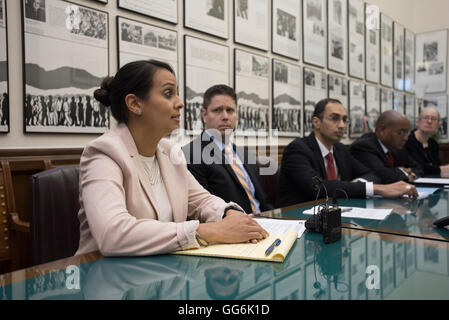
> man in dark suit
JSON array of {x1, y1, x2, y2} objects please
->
[
  {"x1": 350, "y1": 110, "x2": 424, "y2": 184},
  {"x1": 277, "y1": 99, "x2": 417, "y2": 207},
  {"x1": 182, "y1": 84, "x2": 274, "y2": 214}
]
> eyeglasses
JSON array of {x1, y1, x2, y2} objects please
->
[
  {"x1": 324, "y1": 114, "x2": 350, "y2": 125},
  {"x1": 421, "y1": 116, "x2": 439, "y2": 122}
]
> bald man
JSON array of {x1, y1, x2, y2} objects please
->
[{"x1": 350, "y1": 110, "x2": 424, "y2": 184}]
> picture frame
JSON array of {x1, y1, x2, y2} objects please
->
[
  {"x1": 347, "y1": 0, "x2": 365, "y2": 79},
  {"x1": 365, "y1": 84, "x2": 380, "y2": 132},
  {"x1": 327, "y1": 0, "x2": 347, "y2": 74},
  {"x1": 365, "y1": 3, "x2": 380, "y2": 84},
  {"x1": 404, "y1": 29, "x2": 415, "y2": 93},
  {"x1": 380, "y1": 14, "x2": 393, "y2": 87},
  {"x1": 381, "y1": 88, "x2": 393, "y2": 112},
  {"x1": 303, "y1": 67, "x2": 327, "y2": 136},
  {"x1": 91, "y1": 0, "x2": 107, "y2": 3},
  {"x1": 302, "y1": 0, "x2": 326, "y2": 68},
  {"x1": 118, "y1": 0, "x2": 178, "y2": 25},
  {"x1": 234, "y1": 0, "x2": 269, "y2": 51},
  {"x1": 184, "y1": 35, "x2": 229, "y2": 135},
  {"x1": 184, "y1": 0, "x2": 228, "y2": 39},
  {"x1": 272, "y1": 0, "x2": 300, "y2": 60},
  {"x1": 328, "y1": 74, "x2": 348, "y2": 135},
  {"x1": 415, "y1": 29, "x2": 448, "y2": 94},
  {"x1": 393, "y1": 22, "x2": 405, "y2": 90},
  {"x1": 393, "y1": 91, "x2": 405, "y2": 114},
  {"x1": 22, "y1": 0, "x2": 110, "y2": 134},
  {"x1": 234, "y1": 49, "x2": 270, "y2": 136},
  {"x1": 117, "y1": 16, "x2": 178, "y2": 76},
  {"x1": 422, "y1": 95, "x2": 448, "y2": 139},
  {"x1": 0, "y1": 0, "x2": 9, "y2": 133},
  {"x1": 348, "y1": 80, "x2": 365, "y2": 138},
  {"x1": 405, "y1": 94, "x2": 415, "y2": 130},
  {"x1": 272, "y1": 59, "x2": 301, "y2": 137}
]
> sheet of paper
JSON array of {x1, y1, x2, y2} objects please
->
[
  {"x1": 414, "y1": 178, "x2": 449, "y2": 185},
  {"x1": 303, "y1": 206, "x2": 392, "y2": 220},
  {"x1": 255, "y1": 218, "x2": 306, "y2": 239}
]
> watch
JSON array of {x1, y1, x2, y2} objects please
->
[
  {"x1": 195, "y1": 232, "x2": 208, "y2": 247},
  {"x1": 223, "y1": 205, "x2": 245, "y2": 218}
]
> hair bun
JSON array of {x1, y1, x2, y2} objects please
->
[{"x1": 94, "y1": 76, "x2": 114, "y2": 106}]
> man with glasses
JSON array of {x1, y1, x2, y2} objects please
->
[
  {"x1": 277, "y1": 99, "x2": 417, "y2": 207},
  {"x1": 351, "y1": 110, "x2": 423, "y2": 183},
  {"x1": 405, "y1": 107, "x2": 449, "y2": 176}
]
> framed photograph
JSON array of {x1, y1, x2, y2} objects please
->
[
  {"x1": 348, "y1": 0, "x2": 365, "y2": 79},
  {"x1": 404, "y1": 29, "x2": 415, "y2": 92},
  {"x1": 349, "y1": 80, "x2": 365, "y2": 138},
  {"x1": 365, "y1": 85, "x2": 380, "y2": 131},
  {"x1": 92, "y1": 0, "x2": 107, "y2": 3},
  {"x1": 416, "y1": 241, "x2": 448, "y2": 275},
  {"x1": 381, "y1": 88, "x2": 393, "y2": 112},
  {"x1": 22, "y1": 0, "x2": 109, "y2": 133},
  {"x1": 234, "y1": 49, "x2": 269, "y2": 136},
  {"x1": 393, "y1": 91, "x2": 405, "y2": 114},
  {"x1": 117, "y1": 16, "x2": 178, "y2": 76},
  {"x1": 118, "y1": 0, "x2": 178, "y2": 24},
  {"x1": 328, "y1": 74, "x2": 348, "y2": 135},
  {"x1": 184, "y1": 36, "x2": 229, "y2": 135},
  {"x1": 272, "y1": 0, "x2": 300, "y2": 60},
  {"x1": 184, "y1": 0, "x2": 228, "y2": 39},
  {"x1": 365, "y1": 3, "x2": 379, "y2": 83},
  {"x1": 415, "y1": 29, "x2": 448, "y2": 93},
  {"x1": 272, "y1": 59, "x2": 301, "y2": 137},
  {"x1": 422, "y1": 95, "x2": 448, "y2": 138},
  {"x1": 302, "y1": 0, "x2": 326, "y2": 67},
  {"x1": 234, "y1": 0, "x2": 269, "y2": 51},
  {"x1": 394, "y1": 22, "x2": 405, "y2": 90},
  {"x1": 0, "y1": 0, "x2": 9, "y2": 133},
  {"x1": 380, "y1": 14, "x2": 393, "y2": 87},
  {"x1": 327, "y1": 0, "x2": 347, "y2": 74},
  {"x1": 405, "y1": 94, "x2": 415, "y2": 130},
  {"x1": 303, "y1": 67, "x2": 327, "y2": 136}
]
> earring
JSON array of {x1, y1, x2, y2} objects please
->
[{"x1": 136, "y1": 109, "x2": 142, "y2": 116}]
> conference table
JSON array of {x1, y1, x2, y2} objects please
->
[{"x1": 0, "y1": 190, "x2": 448, "y2": 300}]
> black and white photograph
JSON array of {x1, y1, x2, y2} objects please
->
[
  {"x1": 365, "y1": 6, "x2": 380, "y2": 84},
  {"x1": 303, "y1": 68, "x2": 327, "y2": 136},
  {"x1": 235, "y1": 49, "x2": 269, "y2": 136},
  {"x1": 404, "y1": 29, "x2": 415, "y2": 92},
  {"x1": 117, "y1": 17, "x2": 178, "y2": 75},
  {"x1": 393, "y1": 91, "x2": 405, "y2": 115},
  {"x1": 22, "y1": 0, "x2": 109, "y2": 133},
  {"x1": 380, "y1": 14, "x2": 394, "y2": 87},
  {"x1": 394, "y1": 22, "x2": 405, "y2": 90},
  {"x1": 349, "y1": 81, "x2": 365, "y2": 138},
  {"x1": 272, "y1": 60, "x2": 301, "y2": 137},
  {"x1": 381, "y1": 88, "x2": 393, "y2": 111},
  {"x1": 184, "y1": 36, "x2": 229, "y2": 134},
  {"x1": 405, "y1": 94, "x2": 415, "y2": 131},
  {"x1": 24, "y1": 0, "x2": 46, "y2": 23},
  {"x1": 415, "y1": 29, "x2": 448, "y2": 93},
  {"x1": 0, "y1": 0, "x2": 8, "y2": 132},
  {"x1": 328, "y1": 0, "x2": 347, "y2": 74},
  {"x1": 417, "y1": 237, "x2": 448, "y2": 275},
  {"x1": 366, "y1": 85, "x2": 380, "y2": 132},
  {"x1": 234, "y1": 0, "x2": 268, "y2": 51},
  {"x1": 422, "y1": 95, "x2": 448, "y2": 138},
  {"x1": 302, "y1": 0, "x2": 326, "y2": 67},
  {"x1": 118, "y1": 0, "x2": 178, "y2": 24},
  {"x1": 348, "y1": 0, "x2": 365, "y2": 79},
  {"x1": 328, "y1": 74, "x2": 348, "y2": 135},
  {"x1": 184, "y1": 0, "x2": 228, "y2": 39},
  {"x1": 272, "y1": 0, "x2": 300, "y2": 60}
]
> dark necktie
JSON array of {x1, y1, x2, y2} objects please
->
[
  {"x1": 325, "y1": 153, "x2": 337, "y2": 181},
  {"x1": 386, "y1": 151, "x2": 395, "y2": 168}
]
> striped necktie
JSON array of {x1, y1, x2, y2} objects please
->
[{"x1": 224, "y1": 145, "x2": 257, "y2": 213}]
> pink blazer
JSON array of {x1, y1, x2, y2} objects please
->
[{"x1": 75, "y1": 124, "x2": 232, "y2": 256}]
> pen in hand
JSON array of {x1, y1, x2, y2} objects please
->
[{"x1": 265, "y1": 238, "x2": 281, "y2": 256}]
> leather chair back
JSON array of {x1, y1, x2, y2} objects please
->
[{"x1": 30, "y1": 165, "x2": 80, "y2": 265}]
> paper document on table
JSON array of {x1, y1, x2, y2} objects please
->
[
  {"x1": 255, "y1": 218, "x2": 306, "y2": 239},
  {"x1": 414, "y1": 187, "x2": 440, "y2": 199},
  {"x1": 303, "y1": 206, "x2": 392, "y2": 220},
  {"x1": 414, "y1": 178, "x2": 449, "y2": 185}
]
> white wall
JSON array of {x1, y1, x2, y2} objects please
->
[{"x1": 0, "y1": 0, "x2": 447, "y2": 149}]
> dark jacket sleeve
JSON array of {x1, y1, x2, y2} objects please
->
[{"x1": 405, "y1": 135, "x2": 441, "y2": 175}]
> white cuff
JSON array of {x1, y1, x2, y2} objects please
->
[
  {"x1": 182, "y1": 220, "x2": 200, "y2": 250},
  {"x1": 365, "y1": 182, "x2": 374, "y2": 197}
]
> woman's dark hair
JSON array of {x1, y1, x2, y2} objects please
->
[{"x1": 94, "y1": 59, "x2": 175, "y2": 124}]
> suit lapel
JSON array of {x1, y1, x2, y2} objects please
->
[{"x1": 305, "y1": 134, "x2": 327, "y2": 178}]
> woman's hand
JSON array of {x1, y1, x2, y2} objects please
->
[{"x1": 197, "y1": 211, "x2": 269, "y2": 244}]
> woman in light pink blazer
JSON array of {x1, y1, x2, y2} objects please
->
[{"x1": 76, "y1": 60, "x2": 268, "y2": 257}]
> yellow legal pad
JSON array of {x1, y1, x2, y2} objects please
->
[{"x1": 172, "y1": 229, "x2": 298, "y2": 263}]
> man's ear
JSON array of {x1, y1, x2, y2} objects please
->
[
  {"x1": 201, "y1": 108, "x2": 207, "y2": 125},
  {"x1": 312, "y1": 116, "x2": 320, "y2": 130}
]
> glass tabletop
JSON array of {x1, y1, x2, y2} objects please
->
[{"x1": 1, "y1": 229, "x2": 448, "y2": 300}]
